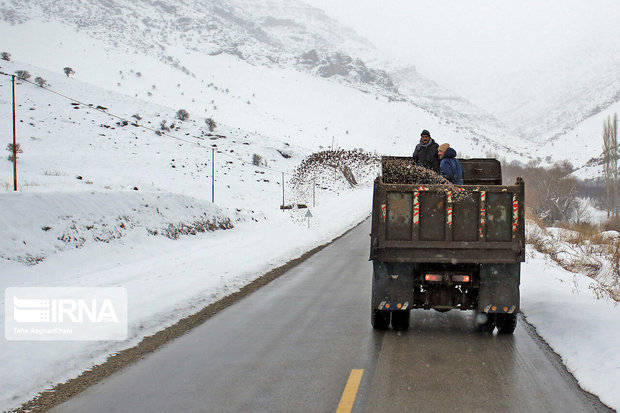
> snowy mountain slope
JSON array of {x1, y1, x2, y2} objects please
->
[
  {"x1": 0, "y1": 0, "x2": 388, "y2": 94},
  {"x1": 389, "y1": 65, "x2": 516, "y2": 149},
  {"x1": 0, "y1": 3, "x2": 618, "y2": 411},
  {"x1": 0, "y1": 0, "x2": 534, "y2": 161},
  {"x1": 541, "y1": 99, "x2": 620, "y2": 180},
  {"x1": 304, "y1": 0, "x2": 620, "y2": 167},
  {"x1": 498, "y1": 50, "x2": 620, "y2": 144}
]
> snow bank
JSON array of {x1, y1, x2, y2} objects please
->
[
  {"x1": 0, "y1": 184, "x2": 372, "y2": 410},
  {"x1": 521, "y1": 251, "x2": 620, "y2": 410},
  {"x1": 0, "y1": 191, "x2": 231, "y2": 265}
]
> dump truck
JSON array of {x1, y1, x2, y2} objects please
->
[{"x1": 370, "y1": 156, "x2": 525, "y2": 333}]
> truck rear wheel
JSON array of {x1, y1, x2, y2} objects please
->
[
  {"x1": 496, "y1": 314, "x2": 518, "y2": 334},
  {"x1": 391, "y1": 310, "x2": 410, "y2": 331},
  {"x1": 371, "y1": 309, "x2": 390, "y2": 330}
]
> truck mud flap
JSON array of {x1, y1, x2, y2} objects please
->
[
  {"x1": 372, "y1": 261, "x2": 414, "y2": 310},
  {"x1": 478, "y1": 263, "x2": 520, "y2": 313}
]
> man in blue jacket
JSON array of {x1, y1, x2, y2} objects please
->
[{"x1": 438, "y1": 143, "x2": 463, "y2": 185}]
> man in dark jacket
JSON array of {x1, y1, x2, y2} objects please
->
[
  {"x1": 413, "y1": 130, "x2": 440, "y2": 173},
  {"x1": 438, "y1": 143, "x2": 464, "y2": 185}
]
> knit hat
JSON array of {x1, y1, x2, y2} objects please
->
[
  {"x1": 438, "y1": 143, "x2": 450, "y2": 152},
  {"x1": 421, "y1": 129, "x2": 431, "y2": 137}
]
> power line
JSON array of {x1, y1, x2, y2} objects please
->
[
  {"x1": 0, "y1": 70, "x2": 286, "y2": 175},
  {"x1": 0, "y1": 70, "x2": 204, "y2": 147}
]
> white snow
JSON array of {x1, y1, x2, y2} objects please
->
[
  {"x1": 2, "y1": 189, "x2": 619, "y2": 411},
  {"x1": 521, "y1": 250, "x2": 620, "y2": 410},
  {"x1": 0, "y1": 187, "x2": 373, "y2": 409},
  {"x1": 0, "y1": 2, "x2": 619, "y2": 411}
]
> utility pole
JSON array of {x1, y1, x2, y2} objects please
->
[
  {"x1": 313, "y1": 176, "x2": 316, "y2": 207},
  {"x1": 12, "y1": 74, "x2": 17, "y2": 191}
]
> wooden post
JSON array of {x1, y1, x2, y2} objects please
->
[
  {"x1": 211, "y1": 148, "x2": 214, "y2": 203},
  {"x1": 282, "y1": 172, "x2": 285, "y2": 209}
]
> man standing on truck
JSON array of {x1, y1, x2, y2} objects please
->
[
  {"x1": 413, "y1": 130, "x2": 440, "y2": 173},
  {"x1": 438, "y1": 143, "x2": 464, "y2": 185}
]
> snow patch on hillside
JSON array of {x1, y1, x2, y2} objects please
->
[{"x1": 0, "y1": 192, "x2": 233, "y2": 265}]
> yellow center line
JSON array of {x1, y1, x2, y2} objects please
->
[{"x1": 336, "y1": 369, "x2": 364, "y2": 413}]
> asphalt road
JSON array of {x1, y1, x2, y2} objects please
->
[{"x1": 50, "y1": 220, "x2": 611, "y2": 413}]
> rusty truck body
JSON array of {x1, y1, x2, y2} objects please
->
[{"x1": 370, "y1": 156, "x2": 525, "y2": 333}]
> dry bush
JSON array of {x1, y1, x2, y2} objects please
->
[
  {"x1": 504, "y1": 160, "x2": 581, "y2": 224},
  {"x1": 529, "y1": 217, "x2": 620, "y2": 301},
  {"x1": 555, "y1": 221, "x2": 600, "y2": 245},
  {"x1": 252, "y1": 154, "x2": 264, "y2": 167},
  {"x1": 176, "y1": 109, "x2": 190, "y2": 121},
  {"x1": 526, "y1": 220, "x2": 553, "y2": 254},
  {"x1": 610, "y1": 239, "x2": 620, "y2": 275},
  {"x1": 525, "y1": 208, "x2": 548, "y2": 228},
  {"x1": 42, "y1": 170, "x2": 65, "y2": 176},
  {"x1": 602, "y1": 216, "x2": 620, "y2": 232}
]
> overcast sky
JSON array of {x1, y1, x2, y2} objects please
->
[{"x1": 304, "y1": 0, "x2": 620, "y2": 122}]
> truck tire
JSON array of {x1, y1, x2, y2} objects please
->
[
  {"x1": 391, "y1": 310, "x2": 410, "y2": 331},
  {"x1": 496, "y1": 314, "x2": 518, "y2": 334},
  {"x1": 371, "y1": 309, "x2": 390, "y2": 330}
]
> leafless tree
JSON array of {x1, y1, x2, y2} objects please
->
[
  {"x1": 34, "y1": 77, "x2": 48, "y2": 88},
  {"x1": 6, "y1": 143, "x2": 23, "y2": 162},
  {"x1": 571, "y1": 198, "x2": 592, "y2": 224},
  {"x1": 176, "y1": 109, "x2": 190, "y2": 121},
  {"x1": 516, "y1": 161, "x2": 580, "y2": 224},
  {"x1": 205, "y1": 117, "x2": 217, "y2": 132}
]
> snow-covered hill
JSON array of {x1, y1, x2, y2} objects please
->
[
  {"x1": 304, "y1": 0, "x2": 620, "y2": 166},
  {"x1": 0, "y1": 0, "x2": 535, "y2": 161},
  {"x1": 1, "y1": 1, "x2": 618, "y2": 411}
]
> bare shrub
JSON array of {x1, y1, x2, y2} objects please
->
[
  {"x1": 34, "y1": 76, "x2": 48, "y2": 88},
  {"x1": 610, "y1": 239, "x2": 620, "y2": 278},
  {"x1": 252, "y1": 154, "x2": 264, "y2": 166},
  {"x1": 6, "y1": 143, "x2": 23, "y2": 162},
  {"x1": 14, "y1": 70, "x2": 31, "y2": 80},
  {"x1": 602, "y1": 216, "x2": 620, "y2": 232},
  {"x1": 42, "y1": 170, "x2": 65, "y2": 176},
  {"x1": 160, "y1": 218, "x2": 233, "y2": 239},
  {"x1": 205, "y1": 117, "x2": 217, "y2": 132},
  {"x1": 63, "y1": 67, "x2": 75, "y2": 77},
  {"x1": 528, "y1": 217, "x2": 620, "y2": 301},
  {"x1": 504, "y1": 160, "x2": 580, "y2": 224},
  {"x1": 555, "y1": 221, "x2": 600, "y2": 244},
  {"x1": 1, "y1": 52, "x2": 10, "y2": 61},
  {"x1": 176, "y1": 109, "x2": 190, "y2": 121},
  {"x1": 525, "y1": 221, "x2": 554, "y2": 255}
]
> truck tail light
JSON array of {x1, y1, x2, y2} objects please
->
[
  {"x1": 452, "y1": 275, "x2": 471, "y2": 283},
  {"x1": 425, "y1": 274, "x2": 442, "y2": 282}
]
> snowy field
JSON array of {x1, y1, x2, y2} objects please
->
[
  {"x1": 0, "y1": 186, "x2": 375, "y2": 410},
  {"x1": 521, "y1": 250, "x2": 620, "y2": 411},
  {"x1": 0, "y1": 7, "x2": 618, "y2": 411},
  {"x1": 1, "y1": 189, "x2": 619, "y2": 410}
]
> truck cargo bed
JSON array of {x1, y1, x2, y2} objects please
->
[{"x1": 370, "y1": 158, "x2": 525, "y2": 264}]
